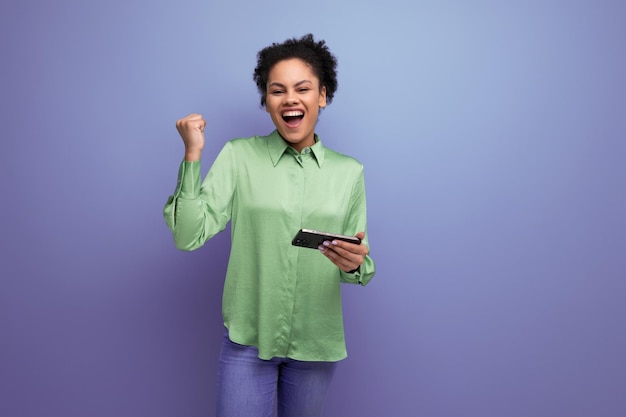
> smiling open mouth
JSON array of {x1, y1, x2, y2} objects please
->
[{"x1": 282, "y1": 110, "x2": 304, "y2": 125}]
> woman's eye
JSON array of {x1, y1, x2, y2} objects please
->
[
  {"x1": 271, "y1": 90, "x2": 283, "y2": 95},
  {"x1": 298, "y1": 88, "x2": 310, "y2": 93}
]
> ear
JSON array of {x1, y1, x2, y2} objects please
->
[{"x1": 318, "y1": 86, "x2": 327, "y2": 108}]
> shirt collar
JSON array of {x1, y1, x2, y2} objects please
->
[{"x1": 266, "y1": 130, "x2": 325, "y2": 168}]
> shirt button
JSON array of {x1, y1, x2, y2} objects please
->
[{"x1": 303, "y1": 148, "x2": 311, "y2": 154}]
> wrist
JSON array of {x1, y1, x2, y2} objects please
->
[
  {"x1": 346, "y1": 266, "x2": 360, "y2": 274},
  {"x1": 184, "y1": 149, "x2": 202, "y2": 161}
]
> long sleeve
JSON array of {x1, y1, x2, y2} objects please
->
[
  {"x1": 163, "y1": 142, "x2": 237, "y2": 251},
  {"x1": 339, "y1": 165, "x2": 376, "y2": 286}
]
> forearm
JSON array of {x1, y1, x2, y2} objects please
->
[
  {"x1": 167, "y1": 198, "x2": 211, "y2": 251},
  {"x1": 339, "y1": 167, "x2": 376, "y2": 285},
  {"x1": 163, "y1": 159, "x2": 231, "y2": 251}
]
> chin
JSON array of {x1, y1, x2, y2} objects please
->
[{"x1": 277, "y1": 129, "x2": 300, "y2": 142}]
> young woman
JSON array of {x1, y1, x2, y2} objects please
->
[{"x1": 164, "y1": 34, "x2": 376, "y2": 417}]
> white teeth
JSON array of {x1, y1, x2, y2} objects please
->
[{"x1": 282, "y1": 111, "x2": 304, "y2": 117}]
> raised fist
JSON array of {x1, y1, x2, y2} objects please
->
[{"x1": 176, "y1": 113, "x2": 207, "y2": 161}]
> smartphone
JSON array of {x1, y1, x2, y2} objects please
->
[{"x1": 292, "y1": 229, "x2": 361, "y2": 249}]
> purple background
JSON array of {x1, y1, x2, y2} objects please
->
[{"x1": 1, "y1": 1, "x2": 625, "y2": 416}]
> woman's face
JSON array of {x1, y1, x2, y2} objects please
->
[{"x1": 265, "y1": 58, "x2": 327, "y2": 153}]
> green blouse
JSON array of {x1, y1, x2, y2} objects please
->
[{"x1": 163, "y1": 130, "x2": 375, "y2": 361}]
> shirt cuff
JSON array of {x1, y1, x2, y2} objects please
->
[
  {"x1": 176, "y1": 160, "x2": 202, "y2": 199},
  {"x1": 340, "y1": 255, "x2": 375, "y2": 286}
]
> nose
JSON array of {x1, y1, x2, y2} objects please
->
[{"x1": 283, "y1": 90, "x2": 298, "y2": 105}]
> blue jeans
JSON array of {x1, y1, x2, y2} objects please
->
[{"x1": 216, "y1": 332, "x2": 338, "y2": 417}]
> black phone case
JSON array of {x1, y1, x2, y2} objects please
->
[{"x1": 291, "y1": 229, "x2": 361, "y2": 249}]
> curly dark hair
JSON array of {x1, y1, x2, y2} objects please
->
[{"x1": 253, "y1": 34, "x2": 338, "y2": 107}]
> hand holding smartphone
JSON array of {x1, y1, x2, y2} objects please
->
[{"x1": 291, "y1": 229, "x2": 361, "y2": 249}]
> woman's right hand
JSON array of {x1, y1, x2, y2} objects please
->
[{"x1": 176, "y1": 113, "x2": 207, "y2": 161}]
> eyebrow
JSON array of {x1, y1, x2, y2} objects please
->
[{"x1": 268, "y1": 80, "x2": 313, "y2": 89}]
